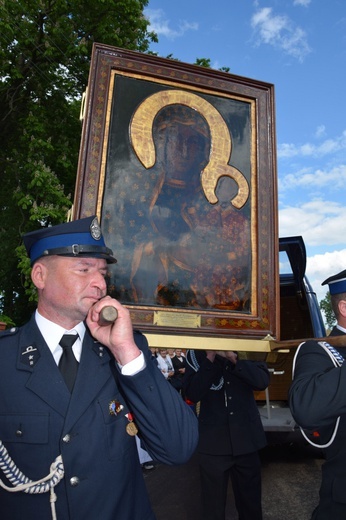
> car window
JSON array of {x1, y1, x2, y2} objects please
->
[{"x1": 279, "y1": 251, "x2": 293, "y2": 276}]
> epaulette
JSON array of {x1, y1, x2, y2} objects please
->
[{"x1": 0, "y1": 327, "x2": 19, "y2": 339}]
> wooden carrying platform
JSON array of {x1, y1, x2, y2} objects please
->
[{"x1": 145, "y1": 333, "x2": 346, "y2": 352}]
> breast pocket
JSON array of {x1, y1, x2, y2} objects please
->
[
  {"x1": 0, "y1": 413, "x2": 51, "y2": 481},
  {"x1": 98, "y1": 395, "x2": 134, "y2": 461},
  {"x1": 0, "y1": 413, "x2": 49, "y2": 443}
]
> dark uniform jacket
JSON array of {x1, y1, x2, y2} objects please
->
[
  {"x1": 172, "y1": 354, "x2": 187, "y2": 379},
  {"x1": 183, "y1": 350, "x2": 269, "y2": 456},
  {"x1": 289, "y1": 327, "x2": 346, "y2": 519},
  {"x1": 0, "y1": 315, "x2": 198, "y2": 520},
  {"x1": 170, "y1": 354, "x2": 188, "y2": 391}
]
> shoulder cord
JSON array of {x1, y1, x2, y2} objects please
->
[
  {"x1": 292, "y1": 341, "x2": 344, "y2": 448},
  {"x1": 0, "y1": 440, "x2": 64, "y2": 520},
  {"x1": 186, "y1": 350, "x2": 224, "y2": 390}
]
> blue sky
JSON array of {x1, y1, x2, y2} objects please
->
[{"x1": 144, "y1": 0, "x2": 346, "y2": 304}]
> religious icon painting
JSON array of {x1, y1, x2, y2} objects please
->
[{"x1": 74, "y1": 44, "x2": 279, "y2": 342}]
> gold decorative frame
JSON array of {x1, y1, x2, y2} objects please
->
[{"x1": 74, "y1": 44, "x2": 279, "y2": 341}]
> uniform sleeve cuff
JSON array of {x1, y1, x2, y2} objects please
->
[{"x1": 119, "y1": 352, "x2": 146, "y2": 375}]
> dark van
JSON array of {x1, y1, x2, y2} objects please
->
[{"x1": 256, "y1": 236, "x2": 326, "y2": 431}]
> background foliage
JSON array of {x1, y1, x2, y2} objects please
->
[
  {"x1": 319, "y1": 291, "x2": 336, "y2": 331},
  {"x1": 0, "y1": 0, "x2": 331, "y2": 328},
  {"x1": 0, "y1": 0, "x2": 156, "y2": 325}
]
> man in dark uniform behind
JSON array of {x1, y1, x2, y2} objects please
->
[
  {"x1": 0, "y1": 216, "x2": 198, "y2": 520},
  {"x1": 289, "y1": 269, "x2": 346, "y2": 519},
  {"x1": 183, "y1": 349, "x2": 269, "y2": 520}
]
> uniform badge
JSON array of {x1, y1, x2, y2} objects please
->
[
  {"x1": 93, "y1": 342, "x2": 109, "y2": 359},
  {"x1": 109, "y1": 399, "x2": 124, "y2": 416},
  {"x1": 20, "y1": 344, "x2": 40, "y2": 367}
]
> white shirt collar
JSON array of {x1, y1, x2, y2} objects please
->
[
  {"x1": 336, "y1": 324, "x2": 346, "y2": 334},
  {"x1": 35, "y1": 310, "x2": 86, "y2": 364}
]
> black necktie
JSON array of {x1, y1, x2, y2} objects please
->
[{"x1": 59, "y1": 334, "x2": 79, "y2": 392}]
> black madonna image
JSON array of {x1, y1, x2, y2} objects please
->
[{"x1": 102, "y1": 81, "x2": 253, "y2": 315}]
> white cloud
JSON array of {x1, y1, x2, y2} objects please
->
[
  {"x1": 279, "y1": 201, "x2": 346, "y2": 304},
  {"x1": 251, "y1": 8, "x2": 287, "y2": 42},
  {"x1": 251, "y1": 7, "x2": 311, "y2": 62},
  {"x1": 278, "y1": 130, "x2": 346, "y2": 158},
  {"x1": 279, "y1": 164, "x2": 346, "y2": 191},
  {"x1": 144, "y1": 8, "x2": 198, "y2": 40},
  {"x1": 279, "y1": 200, "x2": 346, "y2": 246},
  {"x1": 315, "y1": 125, "x2": 326, "y2": 139},
  {"x1": 307, "y1": 249, "x2": 346, "y2": 304},
  {"x1": 293, "y1": 0, "x2": 311, "y2": 6}
]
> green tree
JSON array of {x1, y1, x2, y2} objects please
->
[
  {"x1": 194, "y1": 58, "x2": 229, "y2": 72},
  {"x1": 0, "y1": 0, "x2": 157, "y2": 325},
  {"x1": 320, "y1": 291, "x2": 336, "y2": 331},
  {"x1": 163, "y1": 54, "x2": 230, "y2": 73}
]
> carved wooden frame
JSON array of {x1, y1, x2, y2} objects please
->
[{"x1": 74, "y1": 44, "x2": 279, "y2": 340}]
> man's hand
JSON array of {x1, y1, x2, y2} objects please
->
[
  {"x1": 86, "y1": 296, "x2": 141, "y2": 366},
  {"x1": 206, "y1": 350, "x2": 216, "y2": 363},
  {"x1": 215, "y1": 350, "x2": 238, "y2": 364}
]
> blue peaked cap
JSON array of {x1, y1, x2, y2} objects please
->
[
  {"x1": 322, "y1": 269, "x2": 346, "y2": 296},
  {"x1": 23, "y1": 216, "x2": 117, "y2": 265}
]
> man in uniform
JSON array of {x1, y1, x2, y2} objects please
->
[
  {"x1": 183, "y1": 349, "x2": 269, "y2": 520},
  {"x1": 289, "y1": 269, "x2": 346, "y2": 519},
  {"x1": 0, "y1": 216, "x2": 198, "y2": 520}
]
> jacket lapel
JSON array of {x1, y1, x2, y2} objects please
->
[
  {"x1": 16, "y1": 317, "x2": 115, "y2": 425},
  {"x1": 17, "y1": 316, "x2": 71, "y2": 416},
  {"x1": 62, "y1": 332, "x2": 114, "y2": 431}
]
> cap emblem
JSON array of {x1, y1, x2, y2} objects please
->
[{"x1": 90, "y1": 217, "x2": 102, "y2": 241}]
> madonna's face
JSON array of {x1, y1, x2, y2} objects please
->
[{"x1": 163, "y1": 122, "x2": 209, "y2": 181}]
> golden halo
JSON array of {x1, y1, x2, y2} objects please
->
[{"x1": 130, "y1": 89, "x2": 249, "y2": 208}]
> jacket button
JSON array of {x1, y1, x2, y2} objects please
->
[
  {"x1": 63, "y1": 434, "x2": 71, "y2": 443},
  {"x1": 16, "y1": 430, "x2": 23, "y2": 437},
  {"x1": 70, "y1": 476, "x2": 80, "y2": 487}
]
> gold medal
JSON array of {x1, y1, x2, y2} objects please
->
[{"x1": 126, "y1": 421, "x2": 138, "y2": 436}]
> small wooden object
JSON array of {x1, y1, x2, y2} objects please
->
[{"x1": 98, "y1": 306, "x2": 118, "y2": 326}]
